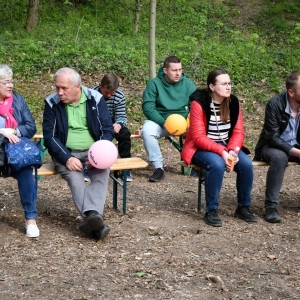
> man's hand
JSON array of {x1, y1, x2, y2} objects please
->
[
  {"x1": 290, "y1": 147, "x2": 300, "y2": 159},
  {"x1": 113, "y1": 123, "x2": 122, "y2": 134},
  {"x1": 66, "y1": 157, "x2": 83, "y2": 171}
]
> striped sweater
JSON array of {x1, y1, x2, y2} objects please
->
[{"x1": 91, "y1": 86, "x2": 127, "y2": 127}]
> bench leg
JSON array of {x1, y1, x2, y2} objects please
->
[
  {"x1": 122, "y1": 171, "x2": 127, "y2": 214},
  {"x1": 112, "y1": 171, "x2": 119, "y2": 210},
  {"x1": 197, "y1": 171, "x2": 201, "y2": 211},
  {"x1": 197, "y1": 169, "x2": 206, "y2": 212},
  {"x1": 110, "y1": 170, "x2": 128, "y2": 214}
]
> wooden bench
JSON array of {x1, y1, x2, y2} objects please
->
[
  {"x1": 32, "y1": 134, "x2": 148, "y2": 214},
  {"x1": 34, "y1": 158, "x2": 148, "y2": 214},
  {"x1": 179, "y1": 160, "x2": 300, "y2": 212}
]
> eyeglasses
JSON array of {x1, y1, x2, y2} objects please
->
[
  {"x1": 0, "y1": 80, "x2": 15, "y2": 86},
  {"x1": 214, "y1": 82, "x2": 234, "y2": 87}
]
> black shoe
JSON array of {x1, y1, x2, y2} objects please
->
[
  {"x1": 265, "y1": 208, "x2": 281, "y2": 223},
  {"x1": 234, "y1": 206, "x2": 257, "y2": 222},
  {"x1": 93, "y1": 224, "x2": 111, "y2": 241},
  {"x1": 204, "y1": 210, "x2": 222, "y2": 227},
  {"x1": 79, "y1": 212, "x2": 104, "y2": 234},
  {"x1": 190, "y1": 168, "x2": 199, "y2": 177},
  {"x1": 149, "y1": 168, "x2": 165, "y2": 182}
]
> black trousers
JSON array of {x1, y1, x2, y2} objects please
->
[{"x1": 115, "y1": 126, "x2": 131, "y2": 158}]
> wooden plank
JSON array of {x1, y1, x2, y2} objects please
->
[
  {"x1": 33, "y1": 134, "x2": 142, "y2": 140},
  {"x1": 110, "y1": 157, "x2": 148, "y2": 171},
  {"x1": 35, "y1": 158, "x2": 149, "y2": 177},
  {"x1": 130, "y1": 134, "x2": 142, "y2": 139},
  {"x1": 35, "y1": 163, "x2": 57, "y2": 176}
]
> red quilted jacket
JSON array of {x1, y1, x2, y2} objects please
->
[{"x1": 181, "y1": 89, "x2": 248, "y2": 165}]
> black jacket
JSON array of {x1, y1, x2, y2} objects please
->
[
  {"x1": 42, "y1": 86, "x2": 114, "y2": 165},
  {"x1": 254, "y1": 92, "x2": 299, "y2": 160}
]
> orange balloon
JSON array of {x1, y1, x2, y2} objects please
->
[
  {"x1": 165, "y1": 114, "x2": 187, "y2": 136},
  {"x1": 186, "y1": 113, "x2": 190, "y2": 130}
]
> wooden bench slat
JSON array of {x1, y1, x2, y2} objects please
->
[
  {"x1": 35, "y1": 158, "x2": 149, "y2": 176},
  {"x1": 110, "y1": 157, "x2": 148, "y2": 170},
  {"x1": 35, "y1": 163, "x2": 57, "y2": 176},
  {"x1": 33, "y1": 134, "x2": 142, "y2": 141},
  {"x1": 33, "y1": 158, "x2": 149, "y2": 214}
]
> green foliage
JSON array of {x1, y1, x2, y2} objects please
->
[{"x1": 0, "y1": 0, "x2": 299, "y2": 115}]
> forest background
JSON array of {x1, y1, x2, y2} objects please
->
[{"x1": 1, "y1": 0, "x2": 300, "y2": 152}]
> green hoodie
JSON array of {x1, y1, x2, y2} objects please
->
[{"x1": 142, "y1": 67, "x2": 196, "y2": 127}]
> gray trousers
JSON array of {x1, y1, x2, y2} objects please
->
[
  {"x1": 262, "y1": 145, "x2": 299, "y2": 208},
  {"x1": 53, "y1": 150, "x2": 109, "y2": 218}
]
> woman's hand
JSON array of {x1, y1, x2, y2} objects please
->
[
  {"x1": 0, "y1": 128, "x2": 19, "y2": 143},
  {"x1": 5, "y1": 133, "x2": 19, "y2": 144},
  {"x1": 222, "y1": 150, "x2": 235, "y2": 172},
  {"x1": 228, "y1": 150, "x2": 239, "y2": 165}
]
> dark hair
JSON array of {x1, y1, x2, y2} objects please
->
[
  {"x1": 207, "y1": 68, "x2": 230, "y2": 124},
  {"x1": 207, "y1": 68, "x2": 229, "y2": 87},
  {"x1": 163, "y1": 56, "x2": 181, "y2": 68},
  {"x1": 286, "y1": 72, "x2": 300, "y2": 91},
  {"x1": 100, "y1": 73, "x2": 119, "y2": 90}
]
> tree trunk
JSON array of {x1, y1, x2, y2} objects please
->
[
  {"x1": 25, "y1": 0, "x2": 39, "y2": 31},
  {"x1": 134, "y1": 0, "x2": 142, "y2": 33},
  {"x1": 149, "y1": 0, "x2": 156, "y2": 80}
]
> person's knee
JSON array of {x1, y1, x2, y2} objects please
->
[
  {"x1": 116, "y1": 127, "x2": 131, "y2": 139},
  {"x1": 269, "y1": 151, "x2": 288, "y2": 167},
  {"x1": 142, "y1": 125, "x2": 158, "y2": 141}
]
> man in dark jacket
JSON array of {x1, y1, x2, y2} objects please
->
[
  {"x1": 43, "y1": 67, "x2": 114, "y2": 240},
  {"x1": 254, "y1": 71, "x2": 300, "y2": 223}
]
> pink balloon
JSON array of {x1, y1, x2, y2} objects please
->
[{"x1": 88, "y1": 140, "x2": 118, "y2": 169}]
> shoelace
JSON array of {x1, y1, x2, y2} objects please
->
[{"x1": 209, "y1": 210, "x2": 219, "y2": 217}]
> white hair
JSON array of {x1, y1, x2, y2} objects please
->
[
  {"x1": 0, "y1": 64, "x2": 13, "y2": 79},
  {"x1": 54, "y1": 67, "x2": 81, "y2": 86}
]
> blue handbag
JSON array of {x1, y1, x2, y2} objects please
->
[{"x1": 5, "y1": 137, "x2": 42, "y2": 171}]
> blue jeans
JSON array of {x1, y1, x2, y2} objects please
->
[
  {"x1": 11, "y1": 166, "x2": 38, "y2": 220},
  {"x1": 142, "y1": 120, "x2": 169, "y2": 168},
  {"x1": 192, "y1": 149, "x2": 253, "y2": 212}
]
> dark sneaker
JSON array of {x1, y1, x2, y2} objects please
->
[
  {"x1": 204, "y1": 210, "x2": 222, "y2": 227},
  {"x1": 234, "y1": 206, "x2": 257, "y2": 222},
  {"x1": 79, "y1": 212, "x2": 104, "y2": 234},
  {"x1": 265, "y1": 208, "x2": 281, "y2": 223},
  {"x1": 93, "y1": 224, "x2": 111, "y2": 241},
  {"x1": 83, "y1": 173, "x2": 90, "y2": 182},
  {"x1": 122, "y1": 170, "x2": 133, "y2": 182},
  {"x1": 149, "y1": 168, "x2": 165, "y2": 182},
  {"x1": 190, "y1": 168, "x2": 199, "y2": 177}
]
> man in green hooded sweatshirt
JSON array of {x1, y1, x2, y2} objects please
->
[{"x1": 142, "y1": 56, "x2": 196, "y2": 182}]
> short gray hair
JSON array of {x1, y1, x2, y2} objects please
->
[
  {"x1": 0, "y1": 64, "x2": 13, "y2": 79},
  {"x1": 54, "y1": 67, "x2": 81, "y2": 86}
]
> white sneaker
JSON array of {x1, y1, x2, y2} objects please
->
[{"x1": 25, "y1": 222, "x2": 40, "y2": 238}]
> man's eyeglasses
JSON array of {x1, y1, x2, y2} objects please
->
[
  {"x1": 214, "y1": 82, "x2": 234, "y2": 87},
  {"x1": 0, "y1": 80, "x2": 15, "y2": 86}
]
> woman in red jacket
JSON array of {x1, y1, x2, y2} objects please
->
[{"x1": 181, "y1": 68, "x2": 256, "y2": 227}]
